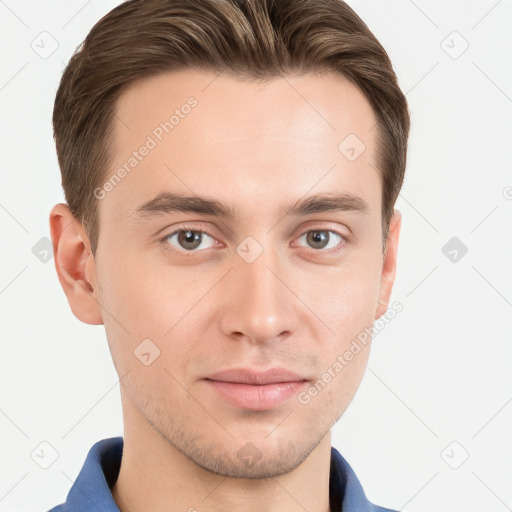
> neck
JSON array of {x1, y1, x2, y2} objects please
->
[{"x1": 111, "y1": 400, "x2": 332, "y2": 512}]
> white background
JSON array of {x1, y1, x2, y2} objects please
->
[{"x1": 0, "y1": 1, "x2": 511, "y2": 511}]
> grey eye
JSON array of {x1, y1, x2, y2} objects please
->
[
  {"x1": 167, "y1": 230, "x2": 215, "y2": 251},
  {"x1": 298, "y1": 230, "x2": 343, "y2": 250}
]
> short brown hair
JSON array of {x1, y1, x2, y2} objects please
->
[{"x1": 53, "y1": 0, "x2": 410, "y2": 256}]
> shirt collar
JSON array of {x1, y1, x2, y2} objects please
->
[{"x1": 50, "y1": 437, "x2": 392, "y2": 512}]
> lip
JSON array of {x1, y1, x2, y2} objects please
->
[{"x1": 203, "y1": 367, "x2": 310, "y2": 410}]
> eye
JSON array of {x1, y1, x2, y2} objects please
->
[
  {"x1": 296, "y1": 230, "x2": 346, "y2": 252},
  {"x1": 163, "y1": 229, "x2": 216, "y2": 252}
]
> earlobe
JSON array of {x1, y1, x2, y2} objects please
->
[
  {"x1": 49, "y1": 203, "x2": 103, "y2": 325},
  {"x1": 375, "y1": 210, "x2": 402, "y2": 319}
]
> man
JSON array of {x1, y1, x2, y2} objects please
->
[{"x1": 48, "y1": 0, "x2": 410, "y2": 510}]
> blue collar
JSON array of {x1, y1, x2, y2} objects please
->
[{"x1": 48, "y1": 437, "x2": 396, "y2": 512}]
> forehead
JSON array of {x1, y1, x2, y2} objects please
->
[
  {"x1": 114, "y1": 69, "x2": 376, "y2": 149},
  {"x1": 101, "y1": 69, "x2": 379, "y2": 224}
]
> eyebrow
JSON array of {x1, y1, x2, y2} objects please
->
[{"x1": 130, "y1": 191, "x2": 369, "y2": 222}]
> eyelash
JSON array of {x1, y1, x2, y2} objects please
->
[{"x1": 159, "y1": 223, "x2": 348, "y2": 256}]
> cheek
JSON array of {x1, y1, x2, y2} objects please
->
[
  {"x1": 296, "y1": 342, "x2": 371, "y2": 425},
  {"x1": 94, "y1": 250, "x2": 169, "y2": 370},
  {"x1": 98, "y1": 248, "x2": 180, "y2": 332},
  {"x1": 96, "y1": 253, "x2": 211, "y2": 381},
  {"x1": 307, "y1": 261, "x2": 381, "y2": 335},
  {"x1": 296, "y1": 253, "x2": 381, "y2": 391}
]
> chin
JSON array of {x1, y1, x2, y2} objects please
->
[{"x1": 189, "y1": 440, "x2": 313, "y2": 479}]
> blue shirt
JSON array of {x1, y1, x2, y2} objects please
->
[{"x1": 47, "y1": 437, "x2": 399, "y2": 512}]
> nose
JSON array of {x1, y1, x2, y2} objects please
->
[{"x1": 219, "y1": 244, "x2": 298, "y2": 345}]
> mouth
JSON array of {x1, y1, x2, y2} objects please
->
[{"x1": 203, "y1": 367, "x2": 310, "y2": 410}]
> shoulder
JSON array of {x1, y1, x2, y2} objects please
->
[
  {"x1": 44, "y1": 437, "x2": 123, "y2": 512},
  {"x1": 330, "y1": 446, "x2": 403, "y2": 512},
  {"x1": 46, "y1": 505, "x2": 65, "y2": 512}
]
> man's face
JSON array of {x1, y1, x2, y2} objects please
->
[{"x1": 88, "y1": 70, "x2": 397, "y2": 477}]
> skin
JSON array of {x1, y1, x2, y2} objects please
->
[{"x1": 49, "y1": 69, "x2": 401, "y2": 512}]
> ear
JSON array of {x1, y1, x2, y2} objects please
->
[
  {"x1": 49, "y1": 203, "x2": 103, "y2": 325},
  {"x1": 375, "y1": 210, "x2": 401, "y2": 319}
]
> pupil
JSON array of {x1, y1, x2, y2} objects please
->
[
  {"x1": 178, "y1": 230, "x2": 201, "y2": 250},
  {"x1": 309, "y1": 231, "x2": 328, "y2": 248}
]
